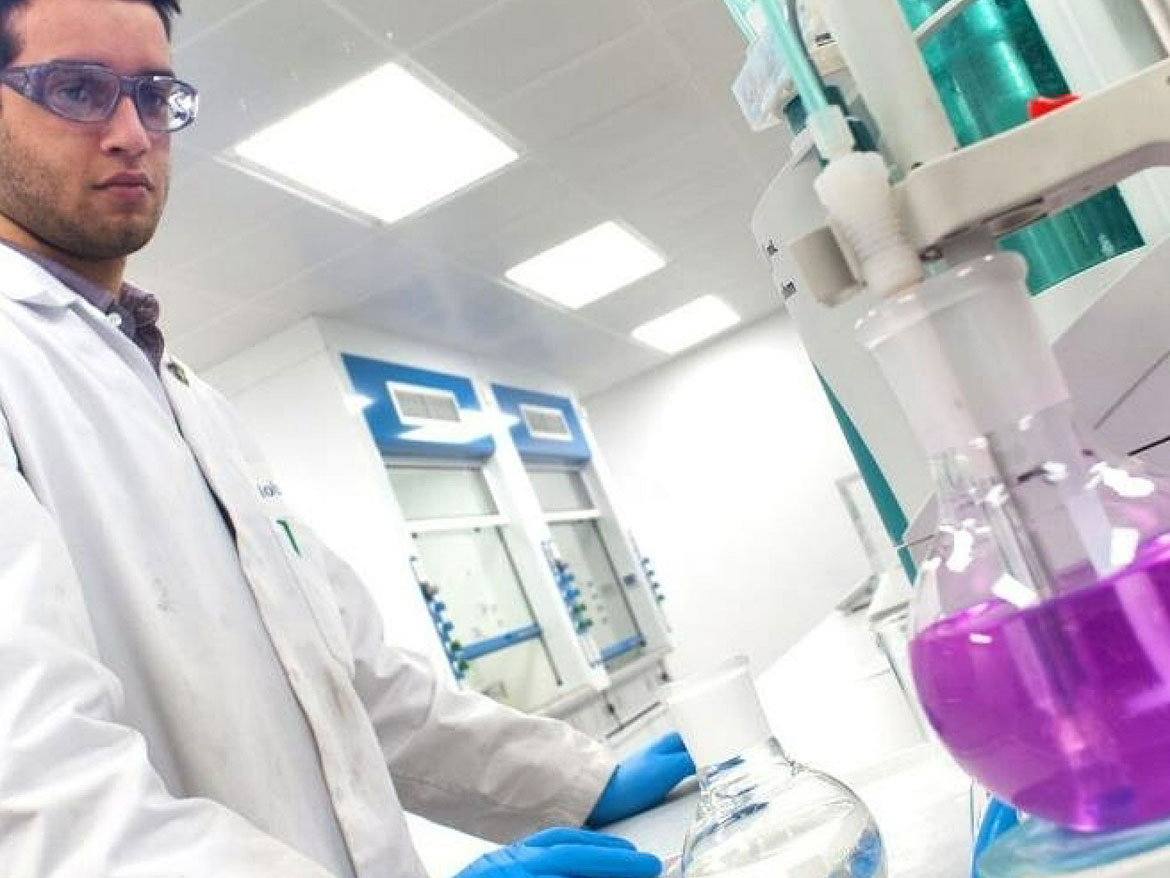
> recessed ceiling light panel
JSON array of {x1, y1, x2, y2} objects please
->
[
  {"x1": 505, "y1": 222, "x2": 666, "y2": 309},
  {"x1": 232, "y1": 63, "x2": 518, "y2": 225},
  {"x1": 632, "y1": 295, "x2": 741, "y2": 353}
]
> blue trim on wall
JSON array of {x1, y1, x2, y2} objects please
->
[
  {"x1": 341, "y1": 354, "x2": 495, "y2": 460},
  {"x1": 460, "y1": 625, "x2": 543, "y2": 661},
  {"x1": 491, "y1": 383, "x2": 591, "y2": 464}
]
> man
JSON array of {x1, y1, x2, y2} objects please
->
[{"x1": 0, "y1": 1, "x2": 694, "y2": 875}]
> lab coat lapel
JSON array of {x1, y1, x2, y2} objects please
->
[
  {"x1": 0, "y1": 244, "x2": 75, "y2": 308},
  {"x1": 0, "y1": 244, "x2": 172, "y2": 415},
  {"x1": 157, "y1": 359, "x2": 401, "y2": 873}
]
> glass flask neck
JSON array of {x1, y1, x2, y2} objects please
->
[
  {"x1": 931, "y1": 402, "x2": 1087, "y2": 490},
  {"x1": 863, "y1": 255, "x2": 1170, "y2": 835},
  {"x1": 697, "y1": 736, "x2": 797, "y2": 795},
  {"x1": 928, "y1": 401, "x2": 1115, "y2": 596},
  {"x1": 683, "y1": 735, "x2": 886, "y2": 878}
]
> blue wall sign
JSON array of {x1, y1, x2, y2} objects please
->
[
  {"x1": 342, "y1": 354, "x2": 495, "y2": 460},
  {"x1": 491, "y1": 384, "x2": 591, "y2": 464}
]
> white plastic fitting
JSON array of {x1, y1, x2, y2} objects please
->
[
  {"x1": 856, "y1": 253, "x2": 1071, "y2": 452},
  {"x1": 808, "y1": 104, "x2": 855, "y2": 162},
  {"x1": 661, "y1": 656, "x2": 772, "y2": 769},
  {"x1": 815, "y1": 151, "x2": 924, "y2": 298}
]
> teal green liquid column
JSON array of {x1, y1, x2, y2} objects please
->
[{"x1": 898, "y1": 0, "x2": 1143, "y2": 293}]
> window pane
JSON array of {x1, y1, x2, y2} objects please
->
[
  {"x1": 389, "y1": 465, "x2": 497, "y2": 520},
  {"x1": 414, "y1": 526, "x2": 561, "y2": 711},
  {"x1": 550, "y1": 520, "x2": 642, "y2": 667},
  {"x1": 465, "y1": 639, "x2": 561, "y2": 710},
  {"x1": 415, "y1": 527, "x2": 533, "y2": 634},
  {"x1": 528, "y1": 468, "x2": 593, "y2": 513}
]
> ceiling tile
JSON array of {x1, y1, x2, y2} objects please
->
[
  {"x1": 336, "y1": 268, "x2": 551, "y2": 354},
  {"x1": 413, "y1": 0, "x2": 650, "y2": 107},
  {"x1": 258, "y1": 234, "x2": 438, "y2": 316},
  {"x1": 605, "y1": 160, "x2": 764, "y2": 254},
  {"x1": 643, "y1": 0, "x2": 704, "y2": 16},
  {"x1": 170, "y1": 144, "x2": 207, "y2": 180},
  {"x1": 491, "y1": 314, "x2": 666, "y2": 396},
  {"x1": 542, "y1": 84, "x2": 718, "y2": 195},
  {"x1": 175, "y1": 0, "x2": 389, "y2": 153},
  {"x1": 149, "y1": 280, "x2": 240, "y2": 338},
  {"x1": 170, "y1": 303, "x2": 299, "y2": 370},
  {"x1": 581, "y1": 228, "x2": 775, "y2": 329},
  {"x1": 325, "y1": 0, "x2": 510, "y2": 50},
  {"x1": 588, "y1": 126, "x2": 756, "y2": 211},
  {"x1": 171, "y1": 202, "x2": 378, "y2": 302},
  {"x1": 392, "y1": 162, "x2": 576, "y2": 256},
  {"x1": 581, "y1": 261, "x2": 698, "y2": 326},
  {"x1": 658, "y1": 0, "x2": 747, "y2": 81},
  {"x1": 395, "y1": 163, "x2": 604, "y2": 277},
  {"x1": 137, "y1": 0, "x2": 786, "y2": 392},
  {"x1": 489, "y1": 30, "x2": 681, "y2": 148},
  {"x1": 172, "y1": 0, "x2": 264, "y2": 48},
  {"x1": 685, "y1": 61, "x2": 793, "y2": 181},
  {"x1": 135, "y1": 158, "x2": 306, "y2": 275},
  {"x1": 341, "y1": 270, "x2": 669, "y2": 395}
]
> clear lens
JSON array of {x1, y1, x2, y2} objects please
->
[
  {"x1": 137, "y1": 78, "x2": 197, "y2": 131},
  {"x1": 43, "y1": 66, "x2": 120, "y2": 123},
  {"x1": 161, "y1": 81, "x2": 198, "y2": 131},
  {"x1": 29, "y1": 64, "x2": 198, "y2": 132}
]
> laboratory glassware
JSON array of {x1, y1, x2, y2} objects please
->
[
  {"x1": 858, "y1": 251, "x2": 1170, "y2": 833},
  {"x1": 663, "y1": 656, "x2": 886, "y2": 878}
]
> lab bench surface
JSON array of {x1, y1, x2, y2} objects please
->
[{"x1": 607, "y1": 740, "x2": 973, "y2": 877}]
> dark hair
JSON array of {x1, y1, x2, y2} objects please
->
[{"x1": 0, "y1": 0, "x2": 182, "y2": 69}]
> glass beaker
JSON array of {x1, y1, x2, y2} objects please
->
[
  {"x1": 662, "y1": 657, "x2": 886, "y2": 878},
  {"x1": 858, "y1": 252, "x2": 1170, "y2": 833}
]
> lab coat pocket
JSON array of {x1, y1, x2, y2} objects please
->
[{"x1": 270, "y1": 519, "x2": 354, "y2": 671}]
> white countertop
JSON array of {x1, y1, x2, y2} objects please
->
[
  {"x1": 606, "y1": 740, "x2": 973, "y2": 878},
  {"x1": 409, "y1": 611, "x2": 976, "y2": 877},
  {"x1": 607, "y1": 611, "x2": 976, "y2": 877}
]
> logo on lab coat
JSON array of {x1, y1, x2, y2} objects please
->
[{"x1": 257, "y1": 480, "x2": 283, "y2": 500}]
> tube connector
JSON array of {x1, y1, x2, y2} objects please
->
[
  {"x1": 814, "y1": 151, "x2": 924, "y2": 298},
  {"x1": 808, "y1": 104, "x2": 854, "y2": 162}
]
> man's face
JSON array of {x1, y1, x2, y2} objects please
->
[{"x1": 0, "y1": 0, "x2": 173, "y2": 261}]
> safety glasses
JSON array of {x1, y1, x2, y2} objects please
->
[{"x1": 0, "y1": 61, "x2": 198, "y2": 132}]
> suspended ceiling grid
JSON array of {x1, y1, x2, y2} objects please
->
[{"x1": 133, "y1": 0, "x2": 789, "y2": 394}]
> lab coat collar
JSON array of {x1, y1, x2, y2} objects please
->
[{"x1": 0, "y1": 242, "x2": 81, "y2": 309}]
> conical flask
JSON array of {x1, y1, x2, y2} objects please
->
[
  {"x1": 662, "y1": 657, "x2": 886, "y2": 878},
  {"x1": 857, "y1": 252, "x2": 1170, "y2": 833}
]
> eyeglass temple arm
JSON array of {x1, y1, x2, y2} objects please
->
[{"x1": 0, "y1": 68, "x2": 31, "y2": 95}]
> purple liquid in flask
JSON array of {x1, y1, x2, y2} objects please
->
[{"x1": 911, "y1": 538, "x2": 1170, "y2": 832}]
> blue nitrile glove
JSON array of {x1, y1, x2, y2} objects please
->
[
  {"x1": 586, "y1": 732, "x2": 697, "y2": 827},
  {"x1": 455, "y1": 828, "x2": 662, "y2": 878}
]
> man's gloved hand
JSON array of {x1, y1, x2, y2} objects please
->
[
  {"x1": 586, "y1": 732, "x2": 697, "y2": 828},
  {"x1": 455, "y1": 828, "x2": 662, "y2": 878}
]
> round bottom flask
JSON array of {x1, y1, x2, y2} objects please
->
[
  {"x1": 662, "y1": 657, "x2": 886, "y2": 878},
  {"x1": 858, "y1": 253, "x2": 1170, "y2": 833}
]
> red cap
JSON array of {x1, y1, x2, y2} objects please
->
[{"x1": 1028, "y1": 94, "x2": 1080, "y2": 120}]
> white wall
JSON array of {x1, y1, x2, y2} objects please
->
[{"x1": 584, "y1": 312, "x2": 872, "y2": 679}]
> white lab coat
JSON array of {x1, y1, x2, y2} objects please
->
[{"x1": 0, "y1": 244, "x2": 616, "y2": 878}]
